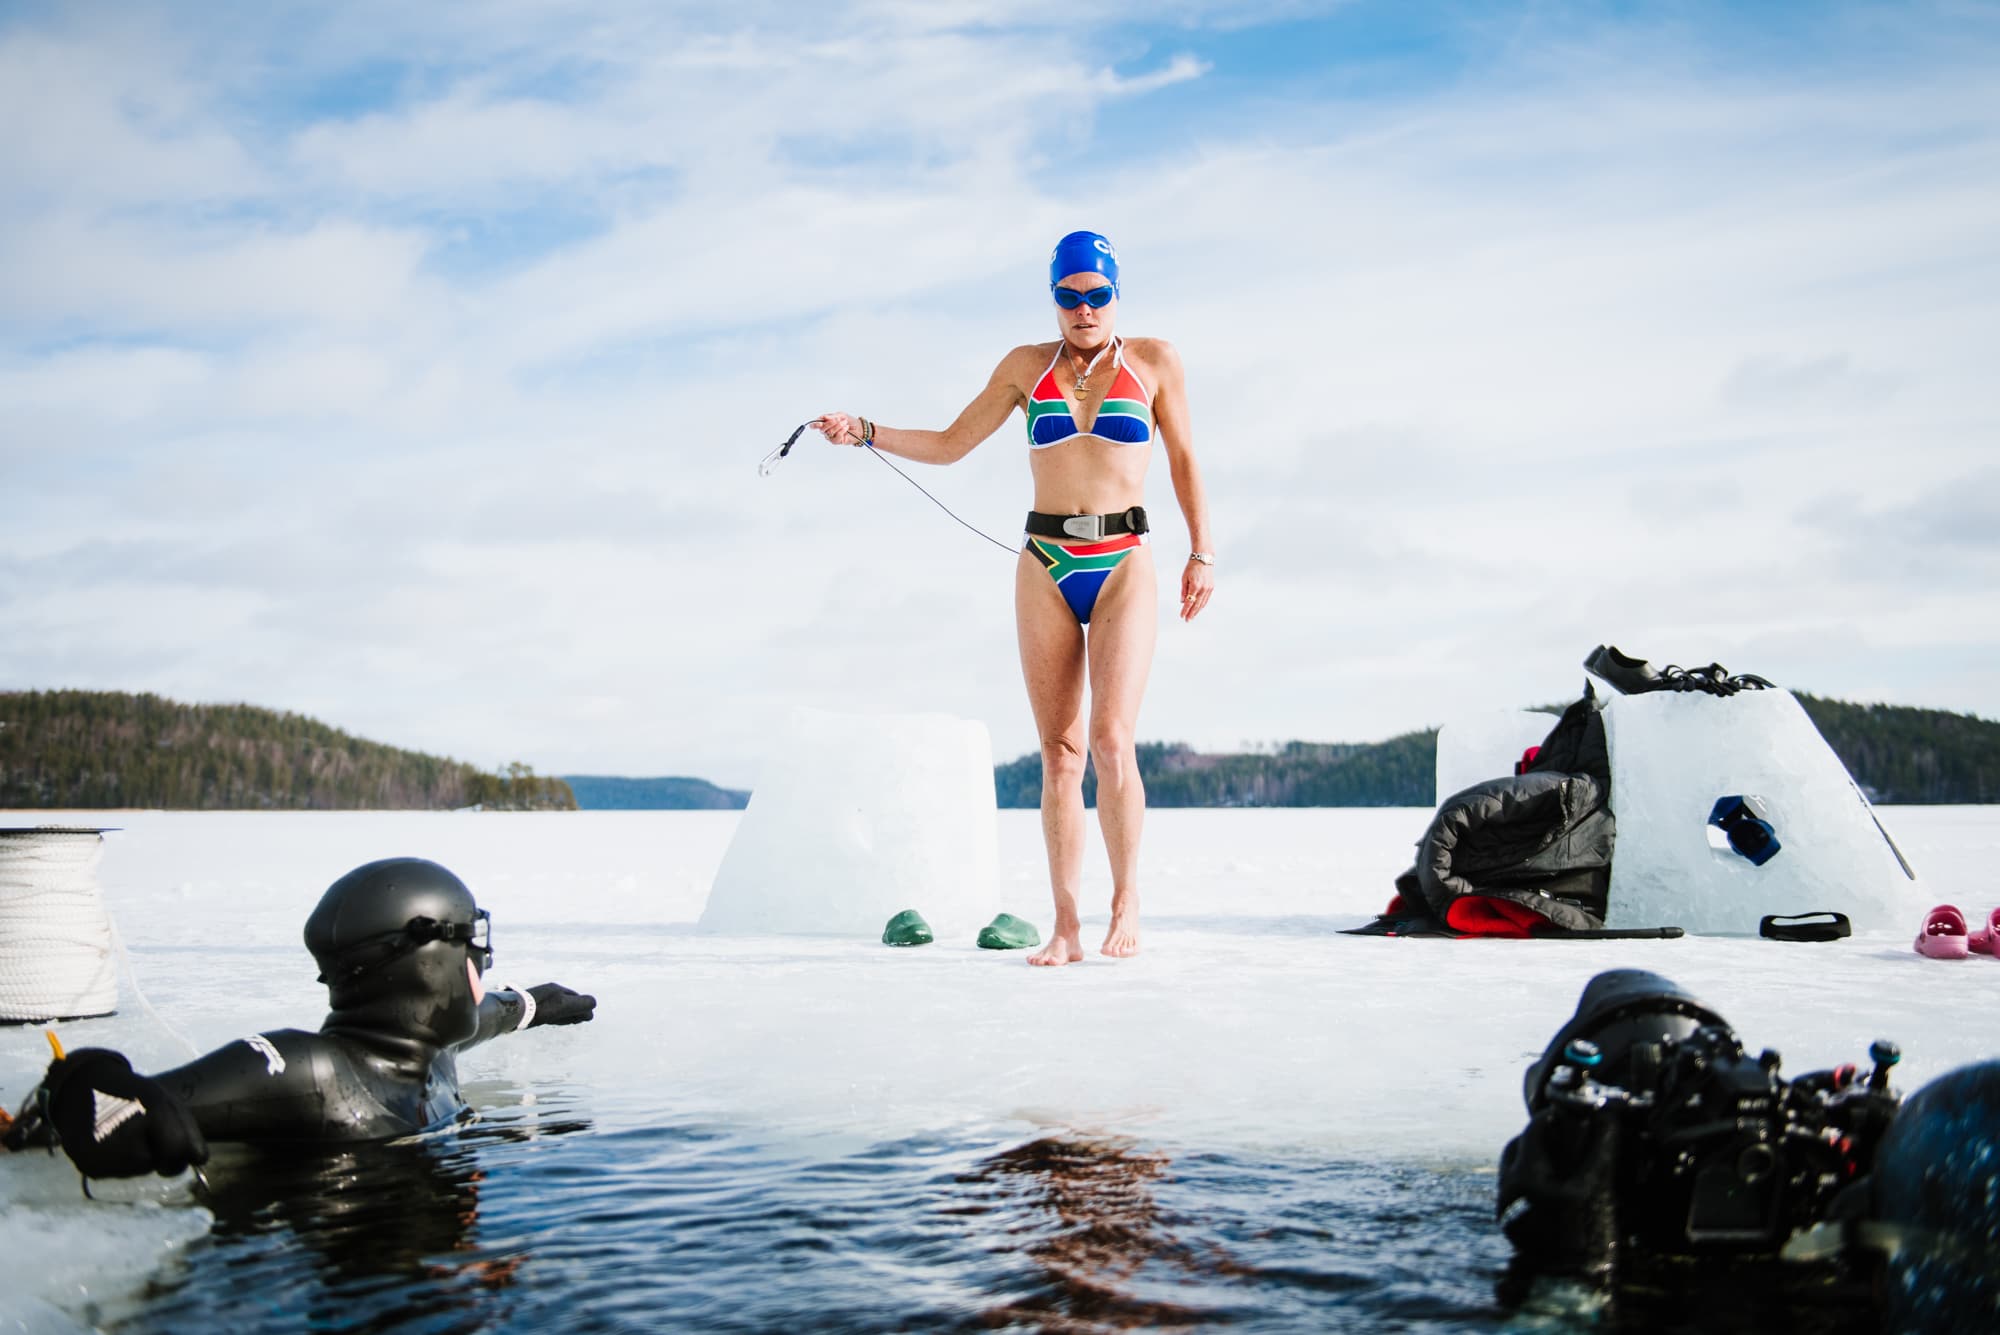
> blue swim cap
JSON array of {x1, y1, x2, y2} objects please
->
[{"x1": 1049, "y1": 231, "x2": 1119, "y2": 289}]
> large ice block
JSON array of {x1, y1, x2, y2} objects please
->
[
  {"x1": 1434, "y1": 710, "x2": 1560, "y2": 806},
  {"x1": 698, "y1": 709, "x2": 1001, "y2": 937},
  {"x1": 1602, "y1": 690, "x2": 1917, "y2": 933}
]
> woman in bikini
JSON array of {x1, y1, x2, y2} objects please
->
[{"x1": 814, "y1": 231, "x2": 1215, "y2": 967}]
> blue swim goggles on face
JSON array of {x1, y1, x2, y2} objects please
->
[{"x1": 1052, "y1": 284, "x2": 1117, "y2": 310}]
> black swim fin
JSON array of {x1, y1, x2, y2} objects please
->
[{"x1": 1581, "y1": 644, "x2": 1663, "y2": 695}]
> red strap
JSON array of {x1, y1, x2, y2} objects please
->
[{"x1": 1514, "y1": 745, "x2": 1542, "y2": 775}]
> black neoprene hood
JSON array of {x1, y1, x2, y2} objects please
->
[
  {"x1": 306, "y1": 857, "x2": 478, "y2": 958},
  {"x1": 305, "y1": 857, "x2": 485, "y2": 1050}
]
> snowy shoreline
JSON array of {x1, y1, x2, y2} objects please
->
[{"x1": 2, "y1": 807, "x2": 1993, "y2": 1330}]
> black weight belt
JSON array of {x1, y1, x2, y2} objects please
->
[
  {"x1": 1024, "y1": 507, "x2": 1149, "y2": 542},
  {"x1": 1760, "y1": 912, "x2": 1852, "y2": 942}
]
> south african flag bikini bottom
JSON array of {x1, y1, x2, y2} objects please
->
[{"x1": 1025, "y1": 532, "x2": 1147, "y2": 625}]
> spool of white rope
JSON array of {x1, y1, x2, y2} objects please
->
[{"x1": 0, "y1": 827, "x2": 119, "y2": 1023}]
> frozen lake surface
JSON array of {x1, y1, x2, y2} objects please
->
[{"x1": 2, "y1": 806, "x2": 1995, "y2": 1332}]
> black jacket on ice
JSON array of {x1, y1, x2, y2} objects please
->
[{"x1": 1375, "y1": 692, "x2": 1616, "y2": 936}]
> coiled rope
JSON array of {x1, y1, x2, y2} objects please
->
[{"x1": 0, "y1": 829, "x2": 118, "y2": 1023}]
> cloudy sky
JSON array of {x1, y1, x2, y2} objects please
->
[{"x1": 3, "y1": 1, "x2": 1996, "y2": 787}]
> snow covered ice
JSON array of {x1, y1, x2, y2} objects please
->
[{"x1": 1, "y1": 804, "x2": 1994, "y2": 1329}]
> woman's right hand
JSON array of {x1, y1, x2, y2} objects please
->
[{"x1": 811, "y1": 414, "x2": 864, "y2": 446}]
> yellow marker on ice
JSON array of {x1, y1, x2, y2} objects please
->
[{"x1": 44, "y1": 1030, "x2": 65, "y2": 1062}]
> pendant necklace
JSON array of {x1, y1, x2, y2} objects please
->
[{"x1": 1066, "y1": 338, "x2": 1113, "y2": 399}]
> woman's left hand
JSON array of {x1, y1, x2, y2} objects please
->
[{"x1": 1179, "y1": 557, "x2": 1215, "y2": 622}]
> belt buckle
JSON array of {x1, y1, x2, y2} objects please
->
[{"x1": 1061, "y1": 514, "x2": 1105, "y2": 541}]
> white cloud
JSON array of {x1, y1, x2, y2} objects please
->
[
  {"x1": 291, "y1": 93, "x2": 637, "y2": 200},
  {"x1": 0, "y1": 215, "x2": 431, "y2": 333},
  {"x1": 0, "y1": 28, "x2": 264, "y2": 208},
  {"x1": 1097, "y1": 53, "x2": 1212, "y2": 96},
  {"x1": 3, "y1": 2, "x2": 1997, "y2": 785}
]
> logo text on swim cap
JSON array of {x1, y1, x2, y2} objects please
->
[{"x1": 1094, "y1": 238, "x2": 1115, "y2": 257}]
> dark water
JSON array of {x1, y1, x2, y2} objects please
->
[
  {"x1": 117, "y1": 1093, "x2": 1511, "y2": 1334},
  {"x1": 118, "y1": 1095, "x2": 1882, "y2": 1334}
]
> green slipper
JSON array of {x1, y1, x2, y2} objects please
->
[
  {"x1": 976, "y1": 912, "x2": 1040, "y2": 950},
  {"x1": 882, "y1": 909, "x2": 934, "y2": 947}
]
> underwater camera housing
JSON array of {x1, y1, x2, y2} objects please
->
[{"x1": 1496, "y1": 969, "x2": 1902, "y2": 1293}]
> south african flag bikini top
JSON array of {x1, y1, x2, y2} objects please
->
[{"x1": 1026, "y1": 338, "x2": 1155, "y2": 449}]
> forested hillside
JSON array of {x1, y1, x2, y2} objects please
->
[
  {"x1": 4, "y1": 688, "x2": 1991, "y2": 812},
  {"x1": 993, "y1": 695, "x2": 1999, "y2": 808},
  {"x1": 0, "y1": 691, "x2": 575, "y2": 811},
  {"x1": 995, "y1": 735, "x2": 1438, "y2": 809},
  {"x1": 1796, "y1": 694, "x2": 2000, "y2": 803}
]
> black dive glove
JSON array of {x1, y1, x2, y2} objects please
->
[
  {"x1": 524, "y1": 983, "x2": 596, "y2": 1027},
  {"x1": 1, "y1": 1098, "x2": 41, "y2": 1151},
  {"x1": 41, "y1": 1048, "x2": 209, "y2": 1180}
]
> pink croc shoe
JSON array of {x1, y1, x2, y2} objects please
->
[
  {"x1": 1970, "y1": 907, "x2": 2000, "y2": 956},
  {"x1": 1916, "y1": 905, "x2": 1971, "y2": 959}
]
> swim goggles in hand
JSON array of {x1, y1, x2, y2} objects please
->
[{"x1": 759, "y1": 423, "x2": 809, "y2": 477}]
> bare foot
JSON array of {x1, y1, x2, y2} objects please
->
[
  {"x1": 1028, "y1": 929, "x2": 1084, "y2": 967},
  {"x1": 1100, "y1": 912, "x2": 1141, "y2": 958}
]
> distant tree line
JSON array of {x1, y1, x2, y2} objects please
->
[
  {"x1": 995, "y1": 735, "x2": 1439, "y2": 809},
  {"x1": 1795, "y1": 693, "x2": 2000, "y2": 803},
  {"x1": 4, "y1": 687, "x2": 1992, "y2": 813},
  {"x1": 0, "y1": 690, "x2": 575, "y2": 811},
  {"x1": 993, "y1": 696, "x2": 1999, "y2": 808}
]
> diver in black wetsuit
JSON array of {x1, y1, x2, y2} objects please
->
[{"x1": 2, "y1": 856, "x2": 595, "y2": 1180}]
